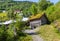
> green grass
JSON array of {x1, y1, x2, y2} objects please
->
[
  {"x1": 0, "y1": 12, "x2": 10, "y2": 22},
  {"x1": 37, "y1": 25, "x2": 60, "y2": 41},
  {"x1": 0, "y1": 12, "x2": 7, "y2": 17},
  {"x1": 18, "y1": 35, "x2": 32, "y2": 41}
]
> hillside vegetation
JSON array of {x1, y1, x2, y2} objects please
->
[
  {"x1": 35, "y1": 1, "x2": 60, "y2": 40},
  {"x1": 0, "y1": 12, "x2": 9, "y2": 22},
  {"x1": 0, "y1": 0, "x2": 60, "y2": 41},
  {"x1": 37, "y1": 23, "x2": 60, "y2": 41},
  {"x1": 46, "y1": 2, "x2": 60, "y2": 22}
]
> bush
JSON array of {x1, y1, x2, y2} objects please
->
[
  {"x1": 0, "y1": 23, "x2": 32, "y2": 41},
  {"x1": 46, "y1": 3, "x2": 60, "y2": 22}
]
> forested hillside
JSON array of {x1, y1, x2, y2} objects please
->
[
  {"x1": 0, "y1": 0, "x2": 37, "y2": 21},
  {"x1": 0, "y1": 0, "x2": 37, "y2": 16},
  {"x1": 0, "y1": 0, "x2": 37, "y2": 10}
]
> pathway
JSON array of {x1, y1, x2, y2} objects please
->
[
  {"x1": 24, "y1": 29, "x2": 44, "y2": 41},
  {"x1": 32, "y1": 35, "x2": 44, "y2": 41}
]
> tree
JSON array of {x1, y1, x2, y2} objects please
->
[
  {"x1": 30, "y1": 4, "x2": 37, "y2": 15},
  {"x1": 46, "y1": 2, "x2": 60, "y2": 22},
  {"x1": 38, "y1": 0, "x2": 53, "y2": 11}
]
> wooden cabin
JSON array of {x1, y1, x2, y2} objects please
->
[{"x1": 28, "y1": 13, "x2": 50, "y2": 29}]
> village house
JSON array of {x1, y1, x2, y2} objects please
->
[
  {"x1": 14, "y1": 10, "x2": 22, "y2": 14},
  {"x1": 27, "y1": 13, "x2": 50, "y2": 29}
]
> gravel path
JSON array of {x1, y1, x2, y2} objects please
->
[
  {"x1": 24, "y1": 29, "x2": 44, "y2": 41},
  {"x1": 32, "y1": 35, "x2": 44, "y2": 41}
]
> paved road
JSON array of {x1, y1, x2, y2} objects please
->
[{"x1": 24, "y1": 29, "x2": 44, "y2": 41}]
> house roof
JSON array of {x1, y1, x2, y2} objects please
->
[
  {"x1": 0, "y1": 20, "x2": 16, "y2": 25},
  {"x1": 22, "y1": 17, "x2": 29, "y2": 21},
  {"x1": 0, "y1": 18, "x2": 29, "y2": 25},
  {"x1": 29, "y1": 12, "x2": 46, "y2": 21}
]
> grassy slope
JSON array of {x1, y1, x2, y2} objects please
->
[{"x1": 37, "y1": 24, "x2": 60, "y2": 41}]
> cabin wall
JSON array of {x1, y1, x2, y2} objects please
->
[
  {"x1": 30, "y1": 19, "x2": 41, "y2": 29},
  {"x1": 41, "y1": 15, "x2": 48, "y2": 25}
]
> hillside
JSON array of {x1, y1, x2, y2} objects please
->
[
  {"x1": 0, "y1": 1, "x2": 37, "y2": 10},
  {"x1": 0, "y1": 1, "x2": 37, "y2": 17}
]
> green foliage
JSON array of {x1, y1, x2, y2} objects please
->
[
  {"x1": 30, "y1": 4, "x2": 38, "y2": 15},
  {"x1": 0, "y1": 11, "x2": 32, "y2": 41},
  {"x1": 46, "y1": 2, "x2": 60, "y2": 22},
  {"x1": 17, "y1": 35, "x2": 32, "y2": 41},
  {"x1": 0, "y1": 21, "x2": 32, "y2": 41},
  {"x1": 0, "y1": 12, "x2": 9, "y2": 22},
  {"x1": 6, "y1": 25, "x2": 15, "y2": 41},
  {"x1": 38, "y1": 0, "x2": 53, "y2": 11},
  {"x1": 0, "y1": 0, "x2": 37, "y2": 17},
  {"x1": 0, "y1": 25, "x2": 8, "y2": 41},
  {"x1": 1, "y1": 0, "x2": 60, "y2": 41}
]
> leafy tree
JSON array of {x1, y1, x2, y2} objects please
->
[
  {"x1": 0, "y1": 25, "x2": 8, "y2": 41},
  {"x1": 46, "y1": 2, "x2": 60, "y2": 22},
  {"x1": 30, "y1": 4, "x2": 37, "y2": 15},
  {"x1": 38, "y1": 0, "x2": 53, "y2": 11}
]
